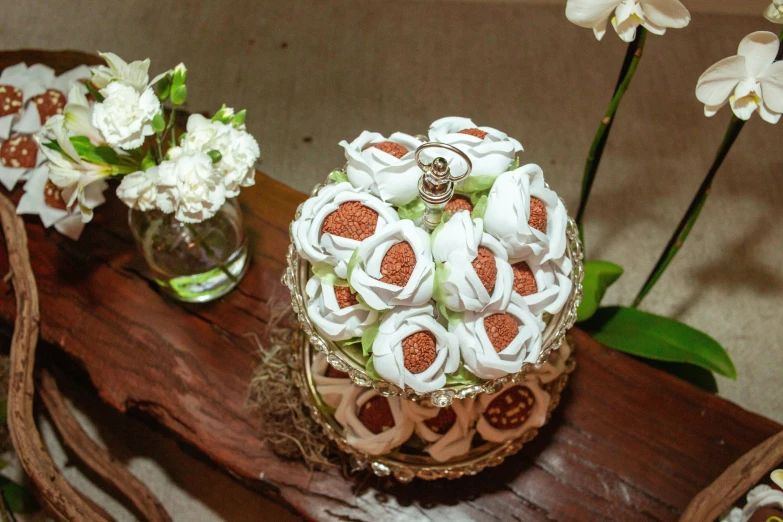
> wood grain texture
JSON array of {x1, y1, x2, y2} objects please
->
[{"x1": 0, "y1": 50, "x2": 780, "y2": 521}]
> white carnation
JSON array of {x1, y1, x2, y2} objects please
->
[
  {"x1": 155, "y1": 149, "x2": 226, "y2": 223},
  {"x1": 305, "y1": 275, "x2": 378, "y2": 341},
  {"x1": 372, "y1": 305, "x2": 459, "y2": 393},
  {"x1": 91, "y1": 82, "x2": 160, "y2": 149},
  {"x1": 116, "y1": 168, "x2": 159, "y2": 211}
]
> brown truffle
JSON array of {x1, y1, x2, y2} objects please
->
[
  {"x1": 528, "y1": 197, "x2": 547, "y2": 233},
  {"x1": 321, "y1": 201, "x2": 379, "y2": 241},
  {"x1": 748, "y1": 507, "x2": 783, "y2": 522},
  {"x1": 357, "y1": 395, "x2": 395, "y2": 434},
  {"x1": 325, "y1": 365, "x2": 350, "y2": 379},
  {"x1": 458, "y1": 128, "x2": 488, "y2": 140},
  {"x1": 472, "y1": 246, "x2": 497, "y2": 295},
  {"x1": 402, "y1": 330, "x2": 437, "y2": 374},
  {"x1": 512, "y1": 262, "x2": 538, "y2": 296},
  {"x1": 380, "y1": 241, "x2": 416, "y2": 287},
  {"x1": 370, "y1": 141, "x2": 408, "y2": 159},
  {"x1": 30, "y1": 89, "x2": 66, "y2": 124},
  {"x1": 0, "y1": 135, "x2": 37, "y2": 169},
  {"x1": 484, "y1": 313, "x2": 519, "y2": 353},
  {"x1": 334, "y1": 285, "x2": 359, "y2": 309},
  {"x1": 483, "y1": 386, "x2": 536, "y2": 430},
  {"x1": 0, "y1": 85, "x2": 23, "y2": 117},
  {"x1": 443, "y1": 195, "x2": 473, "y2": 214},
  {"x1": 423, "y1": 406, "x2": 457, "y2": 435},
  {"x1": 44, "y1": 180, "x2": 68, "y2": 210}
]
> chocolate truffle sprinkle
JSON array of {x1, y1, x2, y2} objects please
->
[
  {"x1": 424, "y1": 406, "x2": 457, "y2": 435},
  {"x1": 0, "y1": 135, "x2": 37, "y2": 169},
  {"x1": 333, "y1": 285, "x2": 359, "y2": 309},
  {"x1": 484, "y1": 313, "x2": 519, "y2": 353},
  {"x1": 44, "y1": 180, "x2": 68, "y2": 210},
  {"x1": 357, "y1": 396, "x2": 395, "y2": 434},
  {"x1": 30, "y1": 89, "x2": 65, "y2": 124},
  {"x1": 380, "y1": 241, "x2": 416, "y2": 287},
  {"x1": 0, "y1": 85, "x2": 23, "y2": 117},
  {"x1": 443, "y1": 195, "x2": 473, "y2": 214},
  {"x1": 472, "y1": 246, "x2": 497, "y2": 295},
  {"x1": 512, "y1": 262, "x2": 538, "y2": 296},
  {"x1": 321, "y1": 201, "x2": 379, "y2": 241},
  {"x1": 458, "y1": 128, "x2": 488, "y2": 140},
  {"x1": 528, "y1": 197, "x2": 547, "y2": 233},
  {"x1": 402, "y1": 330, "x2": 437, "y2": 374},
  {"x1": 483, "y1": 386, "x2": 536, "y2": 430},
  {"x1": 370, "y1": 141, "x2": 408, "y2": 159}
]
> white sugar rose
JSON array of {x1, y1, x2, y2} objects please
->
[
  {"x1": 535, "y1": 340, "x2": 571, "y2": 385},
  {"x1": 312, "y1": 352, "x2": 353, "y2": 410},
  {"x1": 404, "y1": 399, "x2": 477, "y2": 462},
  {"x1": 426, "y1": 116, "x2": 522, "y2": 187},
  {"x1": 432, "y1": 210, "x2": 513, "y2": 313},
  {"x1": 91, "y1": 82, "x2": 160, "y2": 149},
  {"x1": 305, "y1": 275, "x2": 378, "y2": 341},
  {"x1": 452, "y1": 302, "x2": 543, "y2": 380},
  {"x1": 155, "y1": 149, "x2": 226, "y2": 223},
  {"x1": 116, "y1": 168, "x2": 159, "y2": 211},
  {"x1": 475, "y1": 379, "x2": 549, "y2": 443},
  {"x1": 292, "y1": 182, "x2": 399, "y2": 278},
  {"x1": 339, "y1": 131, "x2": 425, "y2": 205},
  {"x1": 335, "y1": 388, "x2": 416, "y2": 455},
  {"x1": 348, "y1": 219, "x2": 435, "y2": 311},
  {"x1": 372, "y1": 304, "x2": 459, "y2": 393},
  {"x1": 483, "y1": 164, "x2": 568, "y2": 263},
  {"x1": 509, "y1": 255, "x2": 573, "y2": 317}
]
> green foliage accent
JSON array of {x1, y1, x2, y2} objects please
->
[
  {"x1": 457, "y1": 175, "x2": 496, "y2": 193},
  {"x1": 154, "y1": 75, "x2": 171, "y2": 100},
  {"x1": 84, "y1": 81, "x2": 105, "y2": 103},
  {"x1": 507, "y1": 156, "x2": 521, "y2": 171},
  {"x1": 207, "y1": 150, "x2": 222, "y2": 164},
  {"x1": 0, "y1": 477, "x2": 40, "y2": 513},
  {"x1": 576, "y1": 260, "x2": 624, "y2": 322},
  {"x1": 445, "y1": 363, "x2": 482, "y2": 386},
  {"x1": 231, "y1": 109, "x2": 246, "y2": 127},
  {"x1": 641, "y1": 360, "x2": 718, "y2": 393},
  {"x1": 365, "y1": 356, "x2": 381, "y2": 380},
  {"x1": 311, "y1": 262, "x2": 348, "y2": 286},
  {"x1": 346, "y1": 249, "x2": 362, "y2": 284},
  {"x1": 328, "y1": 170, "x2": 348, "y2": 184},
  {"x1": 361, "y1": 324, "x2": 380, "y2": 357},
  {"x1": 152, "y1": 112, "x2": 166, "y2": 133},
  {"x1": 582, "y1": 306, "x2": 737, "y2": 379},
  {"x1": 211, "y1": 104, "x2": 233, "y2": 123},
  {"x1": 69, "y1": 136, "x2": 119, "y2": 165},
  {"x1": 340, "y1": 337, "x2": 361, "y2": 346},
  {"x1": 471, "y1": 194, "x2": 488, "y2": 220},
  {"x1": 396, "y1": 197, "x2": 426, "y2": 221},
  {"x1": 171, "y1": 85, "x2": 187, "y2": 106}
]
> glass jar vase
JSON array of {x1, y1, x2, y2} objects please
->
[{"x1": 129, "y1": 198, "x2": 249, "y2": 303}]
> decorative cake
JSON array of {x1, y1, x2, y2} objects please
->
[{"x1": 286, "y1": 116, "x2": 583, "y2": 479}]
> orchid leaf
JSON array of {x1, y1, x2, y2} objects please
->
[
  {"x1": 583, "y1": 306, "x2": 737, "y2": 379},
  {"x1": 577, "y1": 260, "x2": 624, "y2": 322}
]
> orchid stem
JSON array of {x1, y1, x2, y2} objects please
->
[
  {"x1": 631, "y1": 115, "x2": 745, "y2": 308},
  {"x1": 575, "y1": 27, "x2": 648, "y2": 249}
]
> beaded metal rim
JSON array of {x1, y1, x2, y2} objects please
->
[
  {"x1": 283, "y1": 177, "x2": 584, "y2": 407},
  {"x1": 291, "y1": 327, "x2": 576, "y2": 482}
]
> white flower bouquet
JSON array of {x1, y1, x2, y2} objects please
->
[{"x1": 289, "y1": 117, "x2": 582, "y2": 406}]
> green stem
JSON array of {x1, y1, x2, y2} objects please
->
[
  {"x1": 184, "y1": 223, "x2": 239, "y2": 284},
  {"x1": 632, "y1": 116, "x2": 745, "y2": 308},
  {"x1": 576, "y1": 27, "x2": 648, "y2": 247}
]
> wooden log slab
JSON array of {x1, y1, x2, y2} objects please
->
[{"x1": 0, "y1": 50, "x2": 780, "y2": 521}]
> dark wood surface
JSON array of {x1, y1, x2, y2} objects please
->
[{"x1": 0, "y1": 50, "x2": 780, "y2": 522}]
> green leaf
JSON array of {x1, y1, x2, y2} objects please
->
[
  {"x1": 507, "y1": 156, "x2": 520, "y2": 171},
  {"x1": 328, "y1": 170, "x2": 348, "y2": 183},
  {"x1": 69, "y1": 136, "x2": 119, "y2": 165},
  {"x1": 471, "y1": 194, "x2": 488, "y2": 220},
  {"x1": 640, "y1": 360, "x2": 718, "y2": 393},
  {"x1": 445, "y1": 363, "x2": 482, "y2": 386},
  {"x1": 0, "y1": 478, "x2": 39, "y2": 513},
  {"x1": 583, "y1": 306, "x2": 737, "y2": 379},
  {"x1": 456, "y1": 175, "x2": 496, "y2": 193},
  {"x1": 365, "y1": 356, "x2": 381, "y2": 380},
  {"x1": 346, "y1": 249, "x2": 362, "y2": 284},
  {"x1": 396, "y1": 197, "x2": 426, "y2": 221},
  {"x1": 339, "y1": 337, "x2": 361, "y2": 346},
  {"x1": 431, "y1": 262, "x2": 465, "y2": 327},
  {"x1": 311, "y1": 262, "x2": 348, "y2": 286},
  {"x1": 577, "y1": 260, "x2": 624, "y2": 322},
  {"x1": 361, "y1": 324, "x2": 380, "y2": 357}
]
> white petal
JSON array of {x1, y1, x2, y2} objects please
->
[
  {"x1": 729, "y1": 94, "x2": 758, "y2": 121},
  {"x1": 757, "y1": 101, "x2": 781, "y2": 124},
  {"x1": 764, "y1": 2, "x2": 783, "y2": 23},
  {"x1": 640, "y1": 0, "x2": 690, "y2": 29},
  {"x1": 760, "y1": 61, "x2": 783, "y2": 113},
  {"x1": 695, "y1": 56, "x2": 746, "y2": 106},
  {"x1": 704, "y1": 101, "x2": 727, "y2": 117},
  {"x1": 737, "y1": 31, "x2": 780, "y2": 77},
  {"x1": 565, "y1": 0, "x2": 620, "y2": 31}
]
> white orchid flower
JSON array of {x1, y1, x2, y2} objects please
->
[
  {"x1": 483, "y1": 164, "x2": 568, "y2": 263},
  {"x1": 92, "y1": 82, "x2": 160, "y2": 149},
  {"x1": 766, "y1": 0, "x2": 783, "y2": 23},
  {"x1": 403, "y1": 398, "x2": 477, "y2": 462},
  {"x1": 431, "y1": 211, "x2": 513, "y2": 313},
  {"x1": 719, "y1": 484, "x2": 783, "y2": 522},
  {"x1": 59, "y1": 84, "x2": 105, "y2": 146},
  {"x1": 475, "y1": 379, "x2": 550, "y2": 443},
  {"x1": 510, "y1": 255, "x2": 573, "y2": 317},
  {"x1": 452, "y1": 302, "x2": 543, "y2": 380},
  {"x1": 154, "y1": 149, "x2": 226, "y2": 223},
  {"x1": 335, "y1": 388, "x2": 418, "y2": 455},
  {"x1": 348, "y1": 219, "x2": 435, "y2": 311},
  {"x1": 305, "y1": 275, "x2": 379, "y2": 341},
  {"x1": 292, "y1": 182, "x2": 399, "y2": 278},
  {"x1": 566, "y1": 0, "x2": 690, "y2": 42},
  {"x1": 91, "y1": 52, "x2": 153, "y2": 92},
  {"x1": 372, "y1": 304, "x2": 460, "y2": 393},
  {"x1": 696, "y1": 31, "x2": 783, "y2": 124},
  {"x1": 339, "y1": 131, "x2": 425, "y2": 205},
  {"x1": 311, "y1": 352, "x2": 353, "y2": 410},
  {"x1": 426, "y1": 117, "x2": 522, "y2": 186}
]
